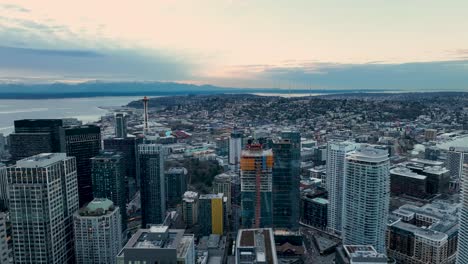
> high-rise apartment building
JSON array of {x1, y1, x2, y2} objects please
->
[
  {"x1": 198, "y1": 193, "x2": 224, "y2": 236},
  {"x1": 182, "y1": 191, "x2": 199, "y2": 228},
  {"x1": 9, "y1": 119, "x2": 65, "y2": 161},
  {"x1": 91, "y1": 151, "x2": 127, "y2": 231},
  {"x1": 213, "y1": 172, "x2": 233, "y2": 214},
  {"x1": 165, "y1": 167, "x2": 188, "y2": 208},
  {"x1": 272, "y1": 131, "x2": 301, "y2": 230},
  {"x1": 7, "y1": 153, "x2": 79, "y2": 264},
  {"x1": 326, "y1": 141, "x2": 357, "y2": 235},
  {"x1": 240, "y1": 143, "x2": 273, "y2": 228},
  {"x1": 457, "y1": 163, "x2": 468, "y2": 264},
  {"x1": 138, "y1": 144, "x2": 166, "y2": 226},
  {"x1": 116, "y1": 226, "x2": 195, "y2": 264},
  {"x1": 65, "y1": 125, "x2": 101, "y2": 206},
  {"x1": 342, "y1": 145, "x2": 390, "y2": 253},
  {"x1": 446, "y1": 147, "x2": 468, "y2": 179},
  {"x1": 115, "y1": 113, "x2": 128, "y2": 138},
  {"x1": 74, "y1": 198, "x2": 122, "y2": 264},
  {"x1": 229, "y1": 131, "x2": 243, "y2": 170}
]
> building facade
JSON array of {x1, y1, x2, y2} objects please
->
[
  {"x1": 65, "y1": 125, "x2": 102, "y2": 206},
  {"x1": 457, "y1": 164, "x2": 468, "y2": 264},
  {"x1": 272, "y1": 131, "x2": 301, "y2": 230},
  {"x1": 182, "y1": 191, "x2": 199, "y2": 228},
  {"x1": 342, "y1": 145, "x2": 390, "y2": 253},
  {"x1": 91, "y1": 151, "x2": 128, "y2": 232},
  {"x1": 138, "y1": 144, "x2": 166, "y2": 227},
  {"x1": 165, "y1": 167, "x2": 188, "y2": 208},
  {"x1": 115, "y1": 113, "x2": 127, "y2": 138},
  {"x1": 7, "y1": 153, "x2": 79, "y2": 264},
  {"x1": 240, "y1": 144, "x2": 273, "y2": 228},
  {"x1": 74, "y1": 199, "x2": 122, "y2": 264},
  {"x1": 229, "y1": 131, "x2": 243, "y2": 170},
  {"x1": 0, "y1": 164, "x2": 8, "y2": 211},
  {"x1": 326, "y1": 141, "x2": 357, "y2": 235},
  {"x1": 0, "y1": 212, "x2": 10, "y2": 264},
  {"x1": 446, "y1": 147, "x2": 468, "y2": 179},
  {"x1": 198, "y1": 193, "x2": 224, "y2": 236}
]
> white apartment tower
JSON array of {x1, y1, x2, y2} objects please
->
[
  {"x1": 229, "y1": 131, "x2": 243, "y2": 170},
  {"x1": 74, "y1": 198, "x2": 122, "y2": 264},
  {"x1": 326, "y1": 141, "x2": 357, "y2": 235},
  {"x1": 342, "y1": 145, "x2": 390, "y2": 253},
  {"x1": 7, "y1": 153, "x2": 79, "y2": 264},
  {"x1": 447, "y1": 147, "x2": 468, "y2": 179}
]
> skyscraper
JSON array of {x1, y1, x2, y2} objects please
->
[
  {"x1": 0, "y1": 164, "x2": 7, "y2": 211},
  {"x1": 103, "y1": 137, "x2": 138, "y2": 198},
  {"x1": 198, "y1": 193, "x2": 224, "y2": 236},
  {"x1": 91, "y1": 151, "x2": 127, "y2": 232},
  {"x1": 165, "y1": 167, "x2": 188, "y2": 208},
  {"x1": 115, "y1": 113, "x2": 128, "y2": 138},
  {"x1": 240, "y1": 143, "x2": 273, "y2": 228},
  {"x1": 457, "y1": 163, "x2": 468, "y2": 264},
  {"x1": 9, "y1": 119, "x2": 65, "y2": 161},
  {"x1": 342, "y1": 145, "x2": 390, "y2": 253},
  {"x1": 74, "y1": 198, "x2": 122, "y2": 264},
  {"x1": 65, "y1": 125, "x2": 101, "y2": 206},
  {"x1": 7, "y1": 153, "x2": 79, "y2": 264},
  {"x1": 182, "y1": 191, "x2": 199, "y2": 228},
  {"x1": 138, "y1": 144, "x2": 166, "y2": 226},
  {"x1": 272, "y1": 131, "x2": 301, "y2": 230},
  {"x1": 446, "y1": 146, "x2": 468, "y2": 179},
  {"x1": 229, "y1": 131, "x2": 243, "y2": 171},
  {"x1": 326, "y1": 141, "x2": 357, "y2": 235}
]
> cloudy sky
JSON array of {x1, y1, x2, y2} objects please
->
[{"x1": 1, "y1": 0, "x2": 467, "y2": 90}]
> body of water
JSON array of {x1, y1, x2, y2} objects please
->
[{"x1": 0, "y1": 96, "x2": 142, "y2": 135}]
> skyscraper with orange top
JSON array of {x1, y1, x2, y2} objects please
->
[{"x1": 240, "y1": 143, "x2": 274, "y2": 228}]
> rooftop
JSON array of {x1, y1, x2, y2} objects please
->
[
  {"x1": 312, "y1": 197, "x2": 329, "y2": 205},
  {"x1": 237, "y1": 228, "x2": 277, "y2": 264},
  {"x1": 390, "y1": 167, "x2": 427, "y2": 180},
  {"x1": 199, "y1": 193, "x2": 224, "y2": 200},
  {"x1": 346, "y1": 145, "x2": 389, "y2": 163},
  {"x1": 78, "y1": 198, "x2": 115, "y2": 217},
  {"x1": 16, "y1": 153, "x2": 68, "y2": 168}
]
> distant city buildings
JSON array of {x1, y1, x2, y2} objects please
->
[
  {"x1": 138, "y1": 144, "x2": 166, "y2": 227},
  {"x1": 342, "y1": 145, "x2": 390, "y2": 253},
  {"x1": 240, "y1": 143, "x2": 273, "y2": 228},
  {"x1": 326, "y1": 141, "x2": 357, "y2": 235},
  {"x1": 116, "y1": 225, "x2": 195, "y2": 264},
  {"x1": 74, "y1": 198, "x2": 122, "y2": 264},
  {"x1": 7, "y1": 153, "x2": 78, "y2": 264}
]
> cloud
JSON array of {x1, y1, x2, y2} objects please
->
[
  {"x1": 0, "y1": 4, "x2": 29, "y2": 13},
  {"x1": 202, "y1": 60, "x2": 468, "y2": 91}
]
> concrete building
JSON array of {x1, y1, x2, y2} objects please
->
[
  {"x1": 115, "y1": 113, "x2": 127, "y2": 138},
  {"x1": 326, "y1": 141, "x2": 357, "y2": 235},
  {"x1": 91, "y1": 151, "x2": 127, "y2": 232},
  {"x1": 343, "y1": 145, "x2": 390, "y2": 253},
  {"x1": 138, "y1": 144, "x2": 166, "y2": 227},
  {"x1": 182, "y1": 191, "x2": 199, "y2": 228},
  {"x1": 116, "y1": 225, "x2": 195, "y2": 264},
  {"x1": 74, "y1": 199, "x2": 122, "y2": 264},
  {"x1": 300, "y1": 193, "x2": 328, "y2": 230},
  {"x1": 198, "y1": 193, "x2": 224, "y2": 236},
  {"x1": 388, "y1": 200, "x2": 459, "y2": 264},
  {"x1": 213, "y1": 172, "x2": 233, "y2": 214},
  {"x1": 425, "y1": 129, "x2": 438, "y2": 141},
  {"x1": 390, "y1": 167, "x2": 428, "y2": 199},
  {"x1": 457, "y1": 163, "x2": 468, "y2": 264},
  {"x1": 0, "y1": 212, "x2": 10, "y2": 264},
  {"x1": 165, "y1": 167, "x2": 188, "y2": 208},
  {"x1": 235, "y1": 228, "x2": 278, "y2": 264},
  {"x1": 7, "y1": 153, "x2": 79, "y2": 264},
  {"x1": 446, "y1": 147, "x2": 468, "y2": 179},
  {"x1": 335, "y1": 245, "x2": 390, "y2": 264},
  {"x1": 65, "y1": 125, "x2": 102, "y2": 206},
  {"x1": 240, "y1": 143, "x2": 273, "y2": 228},
  {"x1": 272, "y1": 131, "x2": 301, "y2": 230}
]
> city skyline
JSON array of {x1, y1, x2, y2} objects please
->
[{"x1": 0, "y1": 1, "x2": 468, "y2": 90}]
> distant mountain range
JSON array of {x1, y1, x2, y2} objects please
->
[{"x1": 0, "y1": 81, "x2": 391, "y2": 99}]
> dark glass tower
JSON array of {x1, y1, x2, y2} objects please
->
[
  {"x1": 65, "y1": 125, "x2": 101, "y2": 206},
  {"x1": 115, "y1": 113, "x2": 127, "y2": 138},
  {"x1": 9, "y1": 119, "x2": 65, "y2": 161},
  {"x1": 138, "y1": 144, "x2": 166, "y2": 227},
  {"x1": 165, "y1": 167, "x2": 188, "y2": 208},
  {"x1": 91, "y1": 151, "x2": 128, "y2": 231},
  {"x1": 103, "y1": 137, "x2": 137, "y2": 183},
  {"x1": 272, "y1": 131, "x2": 301, "y2": 230}
]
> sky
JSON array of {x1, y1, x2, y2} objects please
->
[{"x1": 0, "y1": 0, "x2": 468, "y2": 90}]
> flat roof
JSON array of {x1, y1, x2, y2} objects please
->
[
  {"x1": 312, "y1": 197, "x2": 329, "y2": 205},
  {"x1": 390, "y1": 167, "x2": 427, "y2": 180},
  {"x1": 16, "y1": 153, "x2": 67, "y2": 168}
]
